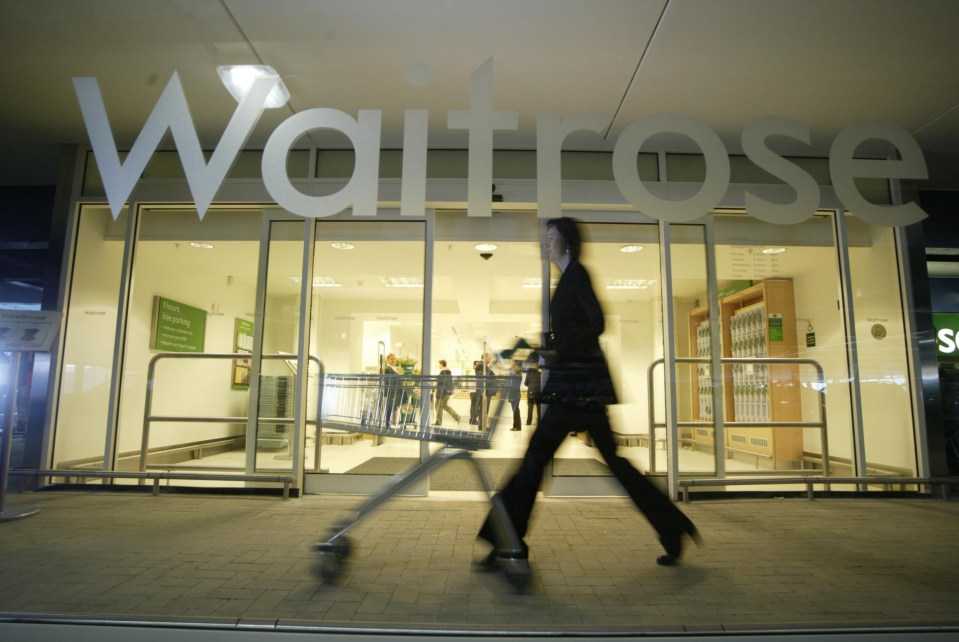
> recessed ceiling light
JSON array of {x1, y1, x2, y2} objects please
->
[
  {"x1": 190, "y1": 242, "x2": 214, "y2": 249},
  {"x1": 606, "y1": 279, "x2": 656, "y2": 290},
  {"x1": 620, "y1": 245, "x2": 643, "y2": 253},
  {"x1": 762, "y1": 247, "x2": 787, "y2": 254},
  {"x1": 521, "y1": 278, "x2": 559, "y2": 289},
  {"x1": 289, "y1": 276, "x2": 341, "y2": 287},
  {"x1": 474, "y1": 243, "x2": 498, "y2": 252},
  {"x1": 331, "y1": 242, "x2": 355, "y2": 250},
  {"x1": 380, "y1": 276, "x2": 424, "y2": 288}
]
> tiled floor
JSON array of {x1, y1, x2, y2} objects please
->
[{"x1": 1, "y1": 489, "x2": 958, "y2": 635}]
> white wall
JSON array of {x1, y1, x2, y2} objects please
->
[{"x1": 607, "y1": 298, "x2": 658, "y2": 435}]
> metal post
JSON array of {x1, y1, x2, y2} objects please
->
[{"x1": 1, "y1": 352, "x2": 39, "y2": 522}]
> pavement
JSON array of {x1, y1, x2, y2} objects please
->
[{"x1": 0, "y1": 488, "x2": 958, "y2": 640}]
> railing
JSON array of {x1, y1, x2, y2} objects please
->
[
  {"x1": 677, "y1": 476, "x2": 958, "y2": 502},
  {"x1": 646, "y1": 356, "x2": 829, "y2": 481},
  {"x1": 10, "y1": 469, "x2": 295, "y2": 499},
  {"x1": 138, "y1": 352, "x2": 324, "y2": 482}
]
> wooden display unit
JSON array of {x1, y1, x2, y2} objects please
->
[{"x1": 687, "y1": 279, "x2": 803, "y2": 469}]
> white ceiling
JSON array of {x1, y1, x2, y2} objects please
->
[{"x1": 1, "y1": 0, "x2": 958, "y2": 186}]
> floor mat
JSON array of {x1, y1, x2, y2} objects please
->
[
  {"x1": 345, "y1": 456, "x2": 611, "y2": 490},
  {"x1": 344, "y1": 457, "x2": 520, "y2": 490}
]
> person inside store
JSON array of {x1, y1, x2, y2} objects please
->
[
  {"x1": 469, "y1": 354, "x2": 496, "y2": 427},
  {"x1": 506, "y1": 361, "x2": 523, "y2": 431},
  {"x1": 524, "y1": 363, "x2": 541, "y2": 425},
  {"x1": 381, "y1": 352, "x2": 404, "y2": 427},
  {"x1": 434, "y1": 359, "x2": 460, "y2": 425},
  {"x1": 476, "y1": 216, "x2": 701, "y2": 569}
]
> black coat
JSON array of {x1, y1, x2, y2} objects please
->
[{"x1": 541, "y1": 260, "x2": 617, "y2": 408}]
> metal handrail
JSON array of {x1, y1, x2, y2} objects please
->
[
  {"x1": 10, "y1": 468, "x2": 295, "y2": 499},
  {"x1": 646, "y1": 356, "x2": 829, "y2": 479},
  {"x1": 139, "y1": 353, "x2": 324, "y2": 475},
  {"x1": 677, "y1": 475, "x2": 958, "y2": 502}
]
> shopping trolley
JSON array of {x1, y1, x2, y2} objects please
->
[{"x1": 313, "y1": 368, "x2": 532, "y2": 590}]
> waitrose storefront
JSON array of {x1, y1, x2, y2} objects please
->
[{"x1": 40, "y1": 66, "x2": 941, "y2": 499}]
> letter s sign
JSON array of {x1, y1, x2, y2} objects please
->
[
  {"x1": 933, "y1": 314, "x2": 959, "y2": 358},
  {"x1": 938, "y1": 328, "x2": 957, "y2": 355}
]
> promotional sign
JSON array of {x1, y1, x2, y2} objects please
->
[
  {"x1": 768, "y1": 313, "x2": 784, "y2": 342},
  {"x1": 0, "y1": 310, "x2": 60, "y2": 352},
  {"x1": 150, "y1": 296, "x2": 206, "y2": 352}
]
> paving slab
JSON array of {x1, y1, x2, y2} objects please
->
[{"x1": 0, "y1": 490, "x2": 957, "y2": 635}]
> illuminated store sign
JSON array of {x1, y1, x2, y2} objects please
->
[
  {"x1": 934, "y1": 313, "x2": 959, "y2": 358},
  {"x1": 74, "y1": 58, "x2": 928, "y2": 226}
]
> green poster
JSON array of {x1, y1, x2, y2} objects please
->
[
  {"x1": 151, "y1": 296, "x2": 207, "y2": 352},
  {"x1": 768, "y1": 314, "x2": 784, "y2": 342}
]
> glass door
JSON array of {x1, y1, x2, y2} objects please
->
[
  {"x1": 662, "y1": 224, "x2": 715, "y2": 478},
  {"x1": 250, "y1": 217, "x2": 307, "y2": 474},
  {"x1": 429, "y1": 211, "x2": 542, "y2": 492},
  {"x1": 544, "y1": 220, "x2": 664, "y2": 496},
  {"x1": 305, "y1": 216, "x2": 428, "y2": 491}
]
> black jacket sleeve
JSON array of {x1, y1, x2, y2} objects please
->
[{"x1": 549, "y1": 261, "x2": 605, "y2": 361}]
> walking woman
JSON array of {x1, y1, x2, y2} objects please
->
[{"x1": 477, "y1": 217, "x2": 700, "y2": 568}]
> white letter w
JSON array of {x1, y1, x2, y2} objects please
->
[{"x1": 73, "y1": 72, "x2": 276, "y2": 220}]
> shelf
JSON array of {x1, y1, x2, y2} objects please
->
[{"x1": 687, "y1": 279, "x2": 803, "y2": 469}]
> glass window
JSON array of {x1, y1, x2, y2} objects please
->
[
  {"x1": 255, "y1": 219, "x2": 307, "y2": 472},
  {"x1": 669, "y1": 224, "x2": 713, "y2": 475},
  {"x1": 711, "y1": 212, "x2": 851, "y2": 479},
  {"x1": 116, "y1": 208, "x2": 261, "y2": 477},
  {"x1": 846, "y1": 216, "x2": 918, "y2": 476},
  {"x1": 52, "y1": 205, "x2": 126, "y2": 471}
]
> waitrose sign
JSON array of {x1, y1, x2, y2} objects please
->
[{"x1": 74, "y1": 58, "x2": 928, "y2": 226}]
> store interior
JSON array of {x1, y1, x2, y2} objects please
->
[{"x1": 51, "y1": 206, "x2": 920, "y2": 492}]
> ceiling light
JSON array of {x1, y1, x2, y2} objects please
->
[
  {"x1": 762, "y1": 247, "x2": 787, "y2": 254},
  {"x1": 474, "y1": 243, "x2": 498, "y2": 252},
  {"x1": 521, "y1": 278, "x2": 559, "y2": 289},
  {"x1": 606, "y1": 279, "x2": 655, "y2": 290},
  {"x1": 189, "y1": 242, "x2": 214, "y2": 249},
  {"x1": 289, "y1": 276, "x2": 341, "y2": 287},
  {"x1": 619, "y1": 245, "x2": 643, "y2": 253},
  {"x1": 380, "y1": 276, "x2": 423, "y2": 288},
  {"x1": 331, "y1": 242, "x2": 355, "y2": 250},
  {"x1": 217, "y1": 65, "x2": 290, "y2": 108}
]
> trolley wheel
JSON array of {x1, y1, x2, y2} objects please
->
[{"x1": 314, "y1": 536, "x2": 353, "y2": 583}]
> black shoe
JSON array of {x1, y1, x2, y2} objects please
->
[
  {"x1": 511, "y1": 427, "x2": 521, "y2": 431},
  {"x1": 474, "y1": 547, "x2": 529, "y2": 571},
  {"x1": 474, "y1": 549, "x2": 499, "y2": 571},
  {"x1": 656, "y1": 519, "x2": 703, "y2": 566}
]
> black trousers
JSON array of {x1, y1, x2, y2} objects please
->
[
  {"x1": 526, "y1": 397, "x2": 540, "y2": 424},
  {"x1": 478, "y1": 402, "x2": 687, "y2": 547}
]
